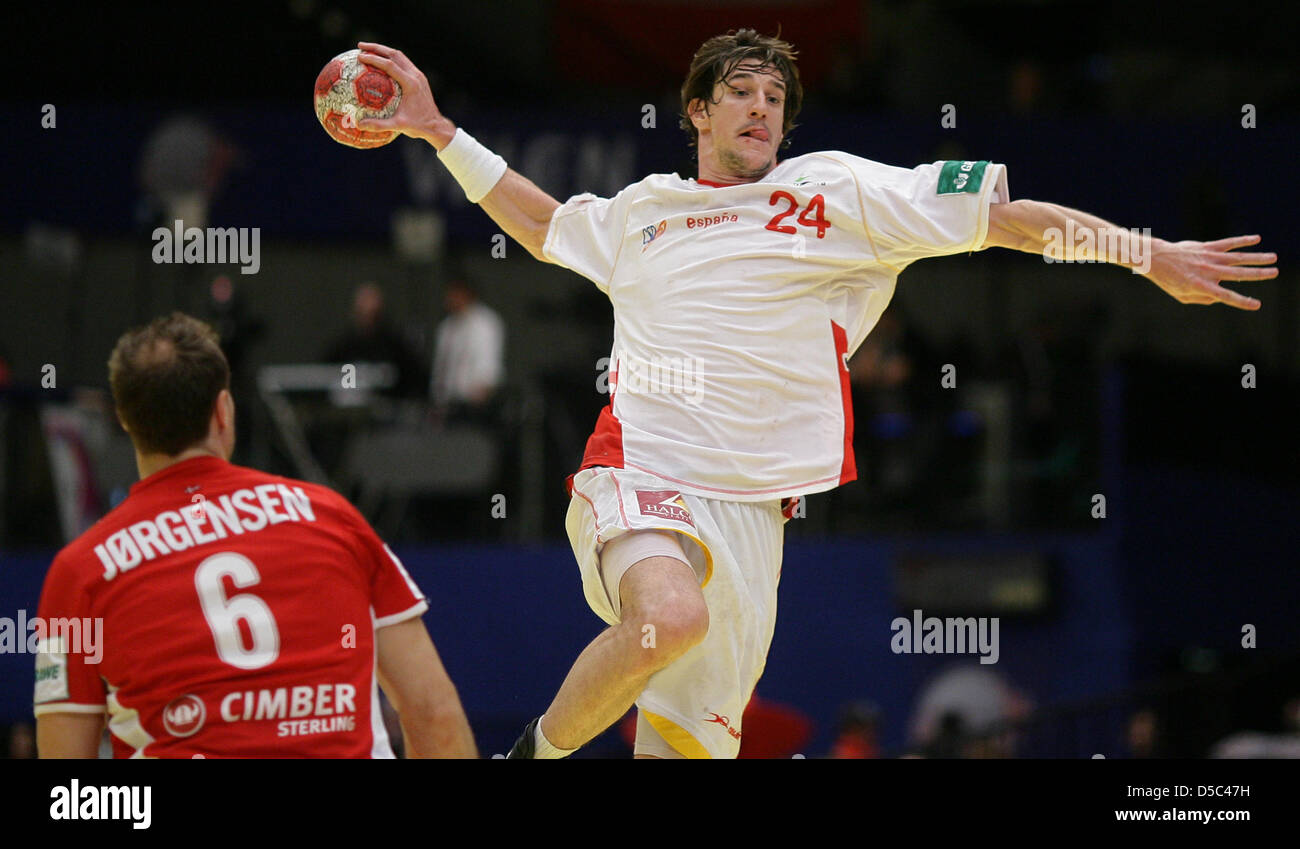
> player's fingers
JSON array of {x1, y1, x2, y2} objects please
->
[
  {"x1": 1203, "y1": 234, "x2": 1261, "y2": 251},
  {"x1": 357, "y1": 42, "x2": 397, "y2": 58},
  {"x1": 1207, "y1": 285, "x2": 1261, "y2": 310},
  {"x1": 391, "y1": 49, "x2": 416, "y2": 72},
  {"x1": 361, "y1": 44, "x2": 417, "y2": 78},
  {"x1": 356, "y1": 51, "x2": 396, "y2": 72},
  {"x1": 357, "y1": 51, "x2": 418, "y2": 89},
  {"x1": 1213, "y1": 265, "x2": 1279, "y2": 282},
  {"x1": 355, "y1": 116, "x2": 398, "y2": 131},
  {"x1": 1216, "y1": 251, "x2": 1277, "y2": 266}
]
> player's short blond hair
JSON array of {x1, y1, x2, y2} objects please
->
[{"x1": 679, "y1": 28, "x2": 803, "y2": 153}]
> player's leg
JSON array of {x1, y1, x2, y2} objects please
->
[
  {"x1": 536, "y1": 543, "x2": 707, "y2": 750},
  {"x1": 507, "y1": 469, "x2": 713, "y2": 758},
  {"x1": 630, "y1": 497, "x2": 786, "y2": 758},
  {"x1": 507, "y1": 525, "x2": 709, "y2": 758}
]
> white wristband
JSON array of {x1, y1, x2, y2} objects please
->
[{"x1": 437, "y1": 128, "x2": 508, "y2": 203}]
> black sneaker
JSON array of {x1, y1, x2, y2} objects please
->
[{"x1": 506, "y1": 717, "x2": 539, "y2": 759}]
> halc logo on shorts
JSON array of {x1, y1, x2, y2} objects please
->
[
  {"x1": 635, "y1": 490, "x2": 694, "y2": 526},
  {"x1": 162, "y1": 694, "x2": 207, "y2": 737}
]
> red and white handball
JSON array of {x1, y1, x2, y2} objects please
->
[{"x1": 313, "y1": 49, "x2": 402, "y2": 149}]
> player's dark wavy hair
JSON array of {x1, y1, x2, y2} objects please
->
[
  {"x1": 108, "y1": 312, "x2": 230, "y2": 456},
  {"x1": 679, "y1": 28, "x2": 803, "y2": 155}
]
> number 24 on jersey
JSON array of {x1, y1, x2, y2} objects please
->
[{"x1": 765, "y1": 191, "x2": 831, "y2": 239}]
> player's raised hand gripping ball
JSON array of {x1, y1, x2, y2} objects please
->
[{"x1": 313, "y1": 49, "x2": 402, "y2": 148}]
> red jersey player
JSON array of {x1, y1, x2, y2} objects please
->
[{"x1": 34, "y1": 312, "x2": 476, "y2": 758}]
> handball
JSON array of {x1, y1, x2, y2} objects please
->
[{"x1": 313, "y1": 49, "x2": 402, "y2": 149}]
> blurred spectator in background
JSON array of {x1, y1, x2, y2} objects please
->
[
  {"x1": 829, "y1": 700, "x2": 881, "y2": 758},
  {"x1": 6, "y1": 722, "x2": 36, "y2": 759},
  {"x1": 1210, "y1": 695, "x2": 1300, "y2": 758},
  {"x1": 923, "y1": 711, "x2": 969, "y2": 759},
  {"x1": 1002, "y1": 305, "x2": 1105, "y2": 526},
  {"x1": 138, "y1": 116, "x2": 242, "y2": 314},
  {"x1": 206, "y1": 275, "x2": 264, "y2": 464},
  {"x1": 835, "y1": 305, "x2": 955, "y2": 530},
  {"x1": 139, "y1": 115, "x2": 239, "y2": 233},
  {"x1": 324, "y1": 282, "x2": 429, "y2": 400},
  {"x1": 909, "y1": 665, "x2": 1031, "y2": 758},
  {"x1": 206, "y1": 275, "x2": 264, "y2": 387},
  {"x1": 1007, "y1": 58, "x2": 1045, "y2": 115},
  {"x1": 431, "y1": 278, "x2": 505, "y2": 426},
  {"x1": 1127, "y1": 706, "x2": 1164, "y2": 759},
  {"x1": 852, "y1": 309, "x2": 916, "y2": 391}
]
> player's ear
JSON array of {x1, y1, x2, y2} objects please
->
[
  {"x1": 214, "y1": 389, "x2": 234, "y2": 430},
  {"x1": 219, "y1": 389, "x2": 236, "y2": 459},
  {"x1": 687, "y1": 97, "x2": 710, "y2": 131}
]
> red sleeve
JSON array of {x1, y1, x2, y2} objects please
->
[
  {"x1": 33, "y1": 550, "x2": 107, "y2": 716},
  {"x1": 333, "y1": 496, "x2": 428, "y2": 628}
]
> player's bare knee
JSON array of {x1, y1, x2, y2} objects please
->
[{"x1": 626, "y1": 588, "x2": 708, "y2": 668}]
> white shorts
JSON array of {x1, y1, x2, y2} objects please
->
[{"x1": 565, "y1": 466, "x2": 789, "y2": 759}]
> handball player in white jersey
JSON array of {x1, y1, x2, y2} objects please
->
[{"x1": 357, "y1": 30, "x2": 1276, "y2": 758}]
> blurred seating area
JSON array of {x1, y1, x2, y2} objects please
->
[{"x1": 6, "y1": 313, "x2": 1299, "y2": 547}]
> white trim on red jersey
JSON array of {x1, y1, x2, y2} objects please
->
[
  {"x1": 373, "y1": 600, "x2": 429, "y2": 630},
  {"x1": 32, "y1": 702, "x2": 106, "y2": 716}
]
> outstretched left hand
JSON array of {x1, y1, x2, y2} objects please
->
[{"x1": 1143, "y1": 235, "x2": 1277, "y2": 310}]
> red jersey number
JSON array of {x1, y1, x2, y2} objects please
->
[{"x1": 765, "y1": 191, "x2": 831, "y2": 239}]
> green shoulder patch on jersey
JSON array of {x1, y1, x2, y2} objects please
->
[
  {"x1": 33, "y1": 644, "x2": 69, "y2": 704},
  {"x1": 937, "y1": 160, "x2": 990, "y2": 195}
]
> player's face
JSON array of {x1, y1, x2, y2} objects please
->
[{"x1": 694, "y1": 64, "x2": 786, "y2": 180}]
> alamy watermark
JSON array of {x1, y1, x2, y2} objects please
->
[
  {"x1": 50, "y1": 779, "x2": 151, "y2": 830},
  {"x1": 1, "y1": 610, "x2": 103, "y2": 664},
  {"x1": 597, "y1": 351, "x2": 703, "y2": 405},
  {"x1": 152, "y1": 220, "x2": 261, "y2": 275},
  {"x1": 891, "y1": 608, "x2": 999, "y2": 664},
  {"x1": 1042, "y1": 220, "x2": 1152, "y2": 275}
]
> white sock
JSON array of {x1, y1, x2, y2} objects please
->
[{"x1": 533, "y1": 716, "x2": 578, "y2": 759}]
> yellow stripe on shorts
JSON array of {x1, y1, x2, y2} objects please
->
[{"x1": 641, "y1": 709, "x2": 713, "y2": 759}]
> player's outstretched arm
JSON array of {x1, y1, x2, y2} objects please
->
[
  {"x1": 376, "y1": 617, "x2": 479, "y2": 758},
  {"x1": 37, "y1": 712, "x2": 105, "y2": 758},
  {"x1": 982, "y1": 199, "x2": 1278, "y2": 310},
  {"x1": 356, "y1": 43, "x2": 560, "y2": 262}
]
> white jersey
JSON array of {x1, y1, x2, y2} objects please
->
[
  {"x1": 543, "y1": 152, "x2": 1010, "y2": 501},
  {"x1": 431, "y1": 301, "x2": 505, "y2": 405}
]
